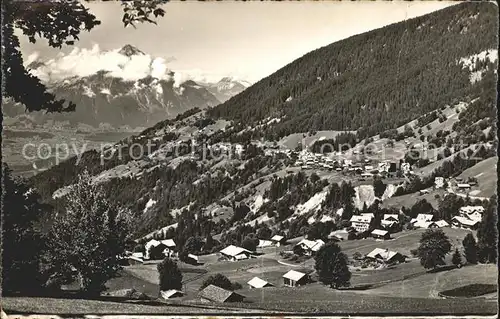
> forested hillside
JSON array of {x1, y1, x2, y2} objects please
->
[{"x1": 209, "y1": 2, "x2": 497, "y2": 139}]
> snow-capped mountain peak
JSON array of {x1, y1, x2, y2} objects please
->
[{"x1": 118, "y1": 44, "x2": 145, "y2": 57}]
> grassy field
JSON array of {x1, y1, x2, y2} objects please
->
[
  {"x1": 458, "y1": 156, "x2": 497, "y2": 198},
  {"x1": 4, "y1": 227, "x2": 496, "y2": 315}
]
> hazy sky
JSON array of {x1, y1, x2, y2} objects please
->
[{"x1": 20, "y1": 1, "x2": 457, "y2": 83}]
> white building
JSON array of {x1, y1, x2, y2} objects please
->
[
  {"x1": 401, "y1": 162, "x2": 411, "y2": 174},
  {"x1": 295, "y1": 239, "x2": 325, "y2": 255},
  {"x1": 270, "y1": 235, "x2": 285, "y2": 247},
  {"x1": 350, "y1": 215, "x2": 373, "y2": 232},
  {"x1": 283, "y1": 270, "x2": 309, "y2": 287},
  {"x1": 451, "y1": 216, "x2": 480, "y2": 230},
  {"x1": 411, "y1": 214, "x2": 434, "y2": 229},
  {"x1": 459, "y1": 206, "x2": 484, "y2": 222},
  {"x1": 247, "y1": 277, "x2": 274, "y2": 289},
  {"x1": 434, "y1": 177, "x2": 445, "y2": 189},
  {"x1": 219, "y1": 245, "x2": 253, "y2": 261},
  {"x1": 366, "y1": 248, "x2": 406, "y2": 264}
]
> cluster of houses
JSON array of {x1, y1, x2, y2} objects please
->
[
  {"x1": 128, "y1": 238, "x2": 177, "y2": 264},
  {"x1": 219, "y1": 236, "x2": 286, "y2": 262},
  {"x1": 451, "y1": 206, "x2": 484, "y2": 230},
  {"x1": 410, "y1": 214, "x2": 449, "y2": 229},
  {"x1": 293, "y1": 150, "x2": 338, "y2": 171},
  {"x1": 195, "y1": 269, "x2": 313, "y2": 303},
  {"x1": 348, "y1": 213, "x2": 400, "y2": 240}
]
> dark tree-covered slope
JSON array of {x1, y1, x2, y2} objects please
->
[{"x1": 208, "y1": 2, "x2": 498, "y2": 139}]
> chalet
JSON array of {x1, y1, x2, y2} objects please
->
[
  {"x1": 457, "y1": 183, "x2": 471, "y2": 191},
  {"x1": 257, "y1": 239, "x2": 274, "y2": 249},
  {"x1": 459, "y1": 206, "x2": 484, "y2": 222},
  {"x1": 401, "y1": 162, "x2": 411, "y2": 174},
  {"x1": 366, "y1": 248, "x2": 406, "y2": 264},
  {"x1": 381, "y1": 219, "x2": 397, "y2": 229},
  {"x1": 283, "y1": 270, "x2": 309, "y2": 287},
  {"x1": 371, "y1": 229, "x2": 390, "y2": 240},
  {"x1": 419, "y1": 189, "x2": 431, "y2": 195},
  {"x1": 295, "y1": 239, "x2": 325, "y2": 255},
  {"x1": 161, "y1": 239, "x2": 176, "y2": 257},
  {"x1": 350, "y1": 215, "x2": 373, "y2": 232},
  {"x1": 247, "y1": 277, "x2": 274, "y2": 289},
  {"x1": 434, "y1": 177, "x2": 445, "y2": 189},
  {"x1": 219, "y1": 245, "x2": 253, "y2": 261},
  {"x1": 411, "y1": 214, "x2": 434, "y2": 228},
  {"x1": 451, "y1": 216, "x2": 480, "y2": 230},
  {"x1": 364, "y1": 165, "x2": 374, "y2": 172},
  {"x1": 160, "y1": 289, "x2": 184, "y2": 299},
  {"x1": 328, "y1": 230, "x2": 348, "y2": 241},
  {"x1": 187, "y1": 253, "x2": 200, "y2": 264},
  {"x1": 383, "y1": 214, "x2": 399, "y2": 222},
  {"x1": 199, "y1": 285, "x2": 245, "y2": 303},
  {"x1": 270, "y1": 235, "x2": 286, "y2": 247},
  {"x1": 434, "y1": 220, "x2": 450, "y2": 228}
]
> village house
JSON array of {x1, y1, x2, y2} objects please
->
[
  {"x1": 247, "y1": 277, "x2": 274, "y2": 289},
  {"x1": 161, "y1": 239, "x2": 176, "y2": 257},
  {"x1": 434, "y1": 177, "x2": 445, "y2": 189},
  {"x1": 401, "y1": 162, "x2": 411, "y2": 174},
  {"x1": 160, "y1": 289, "x2": 184, "y2": 300},
  {"x1": 295, "y1": 239, "x2": 325, "y2": 256},
  {"x1": 451, "y1": 216, "x2": 480, "y2": 230},
  {"x1": 350, "y1": 215, "x2": 373, "y2": 232},
  {"x1": 199, "y1": 285, "x2": 245, "y2": 303},
  {"x1": 459, "y1": 206, "x2": 484, "y2": 222},
  {"x1": 257, "y1": 239, "x2": 274, "y2": 249},
  {"x1": 381, "y1": 214, "x2": 399, "y2": 230},
  {"x1": 187, "y1": 253, "x2": 200, "y2": 265},
  {"x1": 457, "y1": 183, "x2": 471, "y2": 192},
  {"x1": 270, "y1": 235, "x2": 286, "y2": 247},
  {"x1": 366, "y1": 248, "x2": 406, "y2": 264},
  {"x1": 219, "y1": 245, "x2": 254, "y2": 261},
  {"x1": 371, "y1": 229, "x2": 390, "y2": 240},
  {"x1": 410, "y1": 214, "x2": 434, "y2": 228},
  {"x1": 283, "y1": 270, "x2": 309, "y2": 287},
  {"x1": 144, "y1": 239, "x2": 176, "y2": 260}
]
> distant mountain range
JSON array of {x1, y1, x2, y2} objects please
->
[{"x1": 4, "y1": 45, "x2": 251, "y2": 130}]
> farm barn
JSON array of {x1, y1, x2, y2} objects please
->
[
  {"x1": 247, "y1": 277, "x2": 274, "y2": 289},
  {"x1": 199, "y1": 285, "x2": 245, "y2": 303},
  {"x1": 283, "y1": 270, "x2": 309, "y2": 287}
]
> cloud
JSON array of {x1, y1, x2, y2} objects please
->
[
  {"x1": 25, "y1": 52, "x2": 40, "y2": 66},
  {"x1": 28, "y1": 44, "x2": 252, "y2": 87},
  {"x1": 30, "y1": 44, "x2": 176, "y2": 83}
]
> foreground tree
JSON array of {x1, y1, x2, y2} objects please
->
[
  {"x1": 314, "y1": 242, "x2": 351, "y2": 289},
  {"x1": 462, "y1": 233, "x2": 478, "y2": 264},
  {"x1": 416, "y1": 229, "x2": 452, "y2": 270},
  {"x1": 2, "y1": 164, "x2": 49, "y2": 295},
  {"x1": 2, "y1": 0, "x2": 168, "y2": 112},
  {"x1": 451, "y1": 248, "x2": 462, "y2": 267},
  {"x1": 476, "y1": 197, "x2": 497, "y2": 263},
  {"x1": 45, "y1": 171, "x2": 131, "y2": 295},
  {"x1": 157, "y1": 258, "x2": 183, "y2": 291}
]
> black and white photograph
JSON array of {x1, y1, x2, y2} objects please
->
[{"x1": 1, "y1": 0, "x2": 498, "y2": 317}]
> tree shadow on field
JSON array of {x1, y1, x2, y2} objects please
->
[{"x1": 427, "y1": 264, "x2": 457, "y2": 273}]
